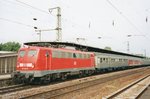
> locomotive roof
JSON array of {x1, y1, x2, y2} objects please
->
[{"x1": 24, "y1": 41, "x2": 145, "y2": 58}]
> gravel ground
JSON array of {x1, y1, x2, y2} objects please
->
[{"x1": 66, "y1": 70, "x2": 150, "y2": 99}]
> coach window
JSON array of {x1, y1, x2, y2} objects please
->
[
  {"x1": 86, "y1": 54, "x2": 88, "y2": 58},
  {"x1": 19, "y1": 50, "x2": 25, "y2": 57},
  {"x1": 68, "y1": 52, "x2": 72, "y2": 58},
  {"x1": 52, "y1": 51, "x2": 57, "y2": 58},
  {"x1": 52, "y1": 51, "x2": 55, "y2": 57},
  {"x1": 81, "y1": 54, "x2": 84, "y2": 59},
  {"x1": 119, "y1": 59, "x2": 122, "y2": 62},
  {"x1": 81, "y1": 54, "x2": 83, "y2": 59},
  {"x1": 58, "y1": 51, "x2": 62, "y2": 58},
  {"x1": 65, "y1": 52, "x2": 69, "y2": 58},
  {"x1": 97, "y1": 58, "x2": 100, "y2": 64},
  {"x1": 85, "y1": 54, "x2": 87, "y2": 59},
  {"x1": 100, "y1": 58, "x2": 103, "y2": 63},
  {"x1": 117, "y1": 59, "x2": 119, "y2": 62},
  {"x1": 83, "y1": 54, "x2": 86, "y2": 59},
  {"x1": 61, "y1": 52, "x2": 65, "y2": 58},
  {"x1": 76, "y1": 53, "x2": 80, "y2": 58},
  {"x1": 106, "y1": 58, "x2": 108, "y2": 63},
  {"x1": 79, "y1": 53, "x2": 82, "y2": 59},
  {"x1": 103, "y1": 58, "x2": 105, "y2": 61},
  {"x1": 73, "y1": 53, "x2": 76, "y2": 58},
  {"x1": 111, "y1": 58, "x2": 115, "y2": 62},
  {"x1": 87, "y1": 54, "x2": 90, "y2": 59}
]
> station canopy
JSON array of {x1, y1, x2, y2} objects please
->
[{"x1": 24, "y1": 41, "x2": 145, "y2": 58}]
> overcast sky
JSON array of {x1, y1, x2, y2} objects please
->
[{"x1": 0, "y1": 0, "x2": 150, "y2": 56}]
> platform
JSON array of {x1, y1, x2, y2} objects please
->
[
  {"x1": 139, "y1": 85, "x2": 150, "y2": 99},
  {"x1": 0, "y1": 74, "x2": 11, "y2": 80}
]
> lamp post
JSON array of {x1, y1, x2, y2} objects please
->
[
  {"x1": 49, "y1": 7, "x2": 62, "y2": 42},
  {"x1": 37, "y1": 30, "x2": 41, "y2": 41},
  {"x1": 144, "y1": 49, "x2": 146, "y2": 57},
  {"x1": 34, "y1": 29, "x2": 57, "y2": 41},
  {"x1": 126, "y1": 35, "x2": 131, "y2": 53},
  {"x1": 33, "y1": 18, "x2": 42, "y2": 41},
  {"x1": 126, "y1": 34, "x2": 145, "y2": 53},
  {"x1": 33, "y1": 7, "x2": 62, "y2": 42}
]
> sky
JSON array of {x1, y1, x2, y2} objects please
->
[{"x1": 0, "y1": 0, "x2": 150, "y2": 56}]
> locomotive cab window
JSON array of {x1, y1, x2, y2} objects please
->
[
  {"x1": 28, "y1": 50, "x2": 37, "y2": 57},
  {"x1": 19, "y1": 50, "x2": 25, "y2": 57}
]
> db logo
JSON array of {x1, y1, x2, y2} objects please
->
[{"x1": 74, "y1": 61, "x2": 77, "y2": 65}]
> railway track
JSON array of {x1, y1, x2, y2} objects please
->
[
  {"x1": 16, "y1": 67, "x2": 149, "y2": 99},
  {"x1": 103, "y1": 75, "x2": 150, "y2": 99},
  {"x1": 0, "y1": 78, "x2": 12, "y2": 87},
  {"x1": 0, "y1": 67, "x2": 149, "y2": 98},
  {"x1": 0, "y1": 84, "x2": 33, "y2": 95}
]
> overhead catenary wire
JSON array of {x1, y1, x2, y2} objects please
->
[
  {"x1": 2, "y1": 0, "x2": 92, "y2": 42},
  {"x1": 0, "y1": 17, "x2": 34, "y2": 28},
  {"x1": 106, "y1": 0, "x2": 150, "y2": 56},
  {"x1": 1, "y1": 0, "x2": 56, "y2": 29},
  {"x1": 3, "y1": 0, "x2": 50, "y2": 15},
  {"x1": 15, "y1": 0, "x2": 51, "y2": 15},
  {"x1": 2, "y1": 0, "x2": 90, "y2": 36},
  {"x1": 2, "y1": 0, "x2": 149, "y2": 41},
  {"x1": 106, "y1": 0, "x2": 148, "y2": 38},
  {"x1": 2, "y1": 0, "x2": 148, "y2": 33}
]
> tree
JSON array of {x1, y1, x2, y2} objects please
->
[
  {"x1": 0, "y1": 42, "x2": 21, "y2": 52},
  {"x1": 0, "y1": 43, "x2": 2, "y2": 51}
]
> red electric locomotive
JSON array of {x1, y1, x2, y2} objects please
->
[{"x1": 12, "y1": 46, "x2": 95, "y2": 84}]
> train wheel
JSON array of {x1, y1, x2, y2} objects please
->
[
  {"x1": 51, "y1": 75, "x2": 57, "y2": 81},
  {"x1": 42, "y1": 75, "x2": 51, "y2": 84},
  {"x1": 87, "y1": 70, "x2": 93, "y2": 76},
  {"x1": 31, "y1": 77, "x2": 42, "y2": 84},
  {"x1": 79, "y1": 71, "x2": 84, "y2": 78},
  {"x1": 61, "y1": 73, "x2": 67, "y2": 80}
]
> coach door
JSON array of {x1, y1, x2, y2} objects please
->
[{"x1": 45, "y1": 51, "x2": 51, "y2": 70}]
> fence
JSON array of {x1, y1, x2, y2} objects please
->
[{"x1": 0, "y1": 54, "x2": 17, "y2": 74}]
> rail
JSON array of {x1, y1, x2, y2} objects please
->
[
  {"x1": 0, "y1": 84, "x2": 35, "y2": 95},
  {"x1": 16, "y1": 68, "x2": 148, "y2": 99}
]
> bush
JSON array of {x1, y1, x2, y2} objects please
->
[{"x1": 0, "y1": 42, "x2": 21, "y2": 52}]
